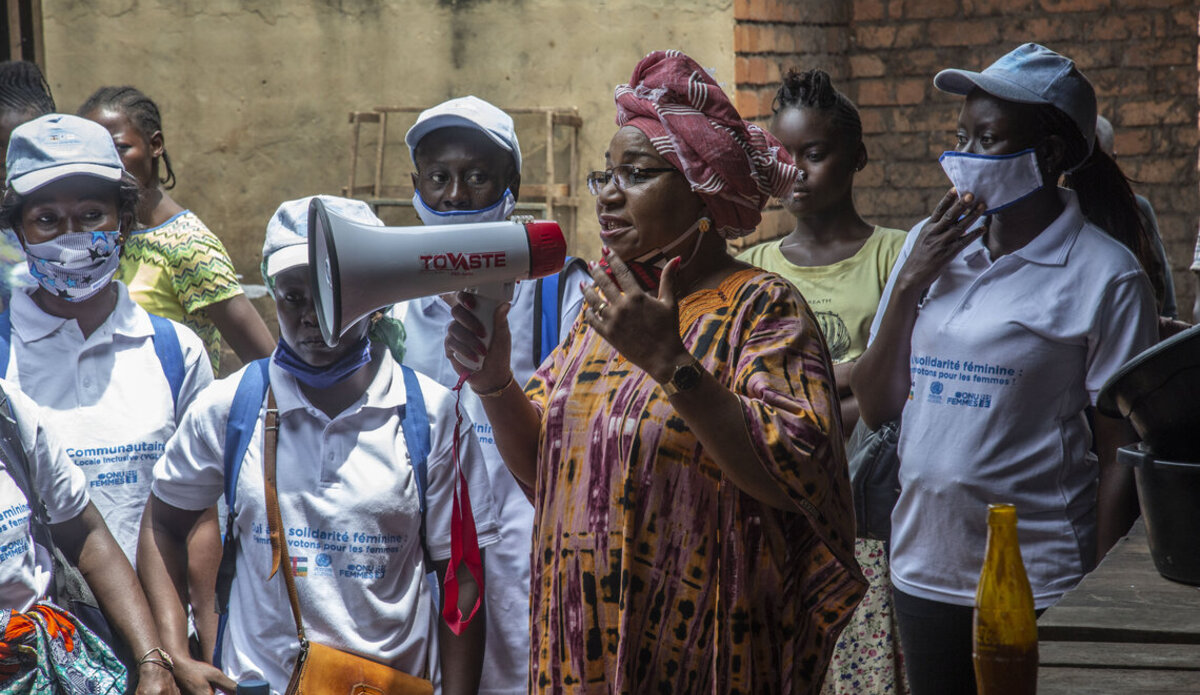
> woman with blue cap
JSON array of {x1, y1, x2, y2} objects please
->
[
  {"x1": 852, "y1": 43, "x2": 1158, "y2": 694},
  {"x1": 0, "y1": 113, "x2": 186, "y2": 693}
]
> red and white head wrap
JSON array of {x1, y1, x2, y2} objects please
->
[{"x1": 614, "y1": 50, "x2": 797, "y2": 239}]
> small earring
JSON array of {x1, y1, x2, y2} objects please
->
[
  {"x1": 698, "y1": 217, "x2": 711, "y2": 234},
  {"x1": 797, "y1": 170, "x2": 808, "y2": 182}
]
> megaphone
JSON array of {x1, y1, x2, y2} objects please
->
[{"x1": 308, "y1": 197, "x2": 567, "y2": 369}]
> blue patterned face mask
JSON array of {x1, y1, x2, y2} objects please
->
[{"x1": 24, "y1": 230, "x2": 123, "y2": 301}]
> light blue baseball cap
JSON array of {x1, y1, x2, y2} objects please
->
[
  {"x1": 262, "y1": 195, "x2": 383, "y2": 278},
  {"x1": 405, "y1": 96, "x2": 522, "y2": 174},
  {"x1": 5, "y1": 113, "x2": 124, "y2": 195},
  {"x1": 934, "y1": 43, "x2": 1097, "y2": 152}
]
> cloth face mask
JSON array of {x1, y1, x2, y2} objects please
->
[
  {"x1": 24, "y1": 230, "x2": 123, "y2": 302},
  {"x1": 273, "y1": 336, "x2": 372, "y2": 389},
  {"x1": 939, "y1": 148, "x2": 1044, "y2": 215},
  {"x1": 413, "y1": 188, "x2": 517, "y2": 226}
]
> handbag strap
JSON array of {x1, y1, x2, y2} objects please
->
[{"x1": 262, "y1": 388, "x2": 307, "y2": 643}]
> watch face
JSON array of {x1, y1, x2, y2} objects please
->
[{"x1": 673, "y1": 362, "x2": 701, "y2": 391}]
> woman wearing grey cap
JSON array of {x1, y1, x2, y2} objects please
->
[
  {"x1": 0, "y1": 113, "x2": 186, "y2": 693},
  {"x1": 851, "y1": 43, "x2": 1158, "y2": 694}
]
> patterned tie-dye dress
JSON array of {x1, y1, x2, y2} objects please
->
[{"x1": 525, "y1": 268, "x2": 866, "y2": 694}]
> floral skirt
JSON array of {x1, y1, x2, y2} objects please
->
[
  {"x1": 821, "y1": 538, "x2": 909, "y2": 695},
  {"x1": 0, "y1": 601, "x2": 126, "y2": 694}
]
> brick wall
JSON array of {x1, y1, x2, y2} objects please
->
[
  {"x1": 731, "y1": 1, "x2": 1199, "y2": 315},
  {"x1": 844, "y1": 0, "x2": 1200, "y2": 316},
  {"x1": 732, "y1": 0, "x2": 852, "y2": 247}
]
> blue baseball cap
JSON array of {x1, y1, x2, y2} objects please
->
[
  {"x1": 263, "y1": 195, "x2": 383, "y2": 278},
  {"x1": 934, "y1": 43, "x2": 1097, "y2": 152},
  {"x1": 5, "y1": 113, "x2": 124, "y2": 195}
]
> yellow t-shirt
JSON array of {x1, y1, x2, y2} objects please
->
[{"x1": 737, "y1": 226, "x2": 907, "y2": 364}]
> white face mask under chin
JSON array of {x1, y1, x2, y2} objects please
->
[
  {"x1": 938, "y1": 148, "x2": 1044, "y2": 215},
  {"x1": 412, "y1": 188, "x2": 517, "y2": 226},
  {"x1": 633, "y1": 216, "x2": 711, "y2": 270}
]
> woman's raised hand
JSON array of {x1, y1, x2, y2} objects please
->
[
  {"x1": 582, "y1": 250, "x2": 690, "y2": 384},
  {"x1": 445, "y1": 294, "x2": 514, "y2": 392},
  {"x1": 897, "y1": 188, "x2": 988, "y2": 293}
]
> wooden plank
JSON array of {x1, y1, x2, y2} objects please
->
[
  {"x1": 1039, "y1": 606, "x2": 1200, "y2": 644},
  {"x1": 1040, "y1": 641, "x2": 1200, "y2": 669},
  {"x1": 30, "y1": 0, "x2": 42, "y2": 68},
  {"x1": 7, "y1": 0, "x2": 21, "y2": 61},
  {"x1": 1038, "y1": 667, "x2": 1200, "y2": 694},
  {"x1": 373, "y1": 111, "x2": 388, "y2": 198}
]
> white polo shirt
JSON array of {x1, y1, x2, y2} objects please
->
[
  {"x1": 5, "y1": 282, "x2": 212, "y2": 564},
  {"x1": 393, "y1": 270, "x2": 586, "y2": 695},
  {"x1": 870, "y1": 189, "x2": 1157, "y2": 609},
  {"x1": 151, "y1": 357, "x2": 500, "y2": 692},
  {"x1": 0, "y1": 384, "x2": 89, "y2": 612}
]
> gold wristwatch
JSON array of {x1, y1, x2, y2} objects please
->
[{"x1": 660, "y1": 359, "x2": 703, "y2": 397}]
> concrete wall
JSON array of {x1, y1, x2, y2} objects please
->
[{"x1": 41, "y1": 0, "x2": 736, "y2": 275}]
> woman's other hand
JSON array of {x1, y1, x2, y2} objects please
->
[
  {"x1": 164, "y1": 656, "x2": 236, "y2": 695},
  {"x1": 167, "y1": 657, "x2": 236, "y2": 695},
  {"x1": 446, "y1": 295, "x2": 513, "y2": 392},
  {"x1": 897, "y1": 188, "x2": 987, "y2": 293},
  {"x1": 582, "y1": 250, "x2": 690, "y2": 383},
  {"x1": 133, "y1": 659, "x2": 182, "y2": 695}
]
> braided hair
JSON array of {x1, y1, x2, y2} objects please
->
[
  {"x1": 772, "y1": 68, "x2": 862, "y2": 146},
  {"x1": 78, "y1": 86, "x2": 176, "y2": 189},
  {"x1": 0, "y1": 60, "x2": 54, "y2": 118},
  {"x1": 1032, "y1": 104, "x2": 1166, "y2": 310}
]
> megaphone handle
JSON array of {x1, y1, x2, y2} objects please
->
[{"x1": 455, "y1": 294, "x2": 502, "y2": 373}]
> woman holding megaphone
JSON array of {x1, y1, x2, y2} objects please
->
[
  {"x1": 138, "y1": 195, "x2": 500, "y2": 695},
  {"x1": 444, "y1": 50, "x2": 865, "y2": 694}
]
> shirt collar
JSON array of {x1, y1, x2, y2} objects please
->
[
  {"x1": 267, "y1": 352, "x2": 407, "y2": 417},
  {"x1": 11, "y1": 280, "x2": 150, "y2": 343},
  {"x1": 960, "y1": 188, "x2": 1084, "y2": 268}
]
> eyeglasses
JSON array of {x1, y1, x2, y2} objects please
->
[{"x1": 586, "y1": 165, "x2": 676, "y2": 195}]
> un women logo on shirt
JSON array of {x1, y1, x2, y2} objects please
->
[{"x1": 928, "y1": 380, "x2": 944, "y2": 404}]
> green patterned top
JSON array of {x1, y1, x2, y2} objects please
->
[{"x1": 118, "y1": 210, "x2": 244, "y2": 369}]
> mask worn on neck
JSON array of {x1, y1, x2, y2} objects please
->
[
  {"x1": 273, "y1": 336, "x2": 372, "y2": 389},
  {"x1": 939, "y1": 148, "x2": 1044, "y2": 215},
  {"x1": 413, "y1": 188, "x2": 517, "y2": 226},
  {"x1": 24, "y1": 229, "x2": 123, "y2": 302},
  {"x1": 602, "y1": 216, "x2": 711, "y2": 292}
]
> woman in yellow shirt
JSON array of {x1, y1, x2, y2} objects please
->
[
  {"x1": 738, "y1": 68, "x2": 906, "y2": 695},
  {"x1": 80, "y1": 86, "x2": 274, "y2": 372}
]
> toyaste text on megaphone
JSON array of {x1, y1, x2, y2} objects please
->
[{"x1": 308, "y1": 197, "x2": 567, "y2": 347}]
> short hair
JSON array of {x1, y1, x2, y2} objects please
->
[
  {"x1": 78, "y1": 85, "x2": 176, "y2": 189},
  {"x1": 772, "y1": 68, "x2": 862, "y2": 146}
]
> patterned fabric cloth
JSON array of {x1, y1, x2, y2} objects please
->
[
  {"x1": 525, "y1": 268, "x2": 866, "y2": 694},
  {"x1": 614, "y1": 50, "x2": 797, "y2": 239},
  {"x1": 118, "y1": 210, "x2": 245, "y2": 369},
  {"x1": 820, "y1": 540, "x2": 908, "y2": 695},
  {"x1": 0, "y1": 602, "x2": 126, "y2": 694}
]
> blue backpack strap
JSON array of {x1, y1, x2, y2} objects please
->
[
  {"x1": 212, "y1": 358, "x2": 270, "y2": 668},
  {"x1": 400, "y1": 365, "x2": 431, "y2": 516},
  {"x1": 536, "y1": 256, "x2": 586, "y2": 365},
  {"x1": 147, "y1": 314, "x2": 185, "y2": 408},
  {"x1": 0, "y1": 309, "x2": 10, "y2": 377}
]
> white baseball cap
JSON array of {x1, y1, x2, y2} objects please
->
[
  {"x1": 262, "y1": 195, "x2": 383, "y2": 279},
  {"x1": 404, "y1": 96, "x2": 522, "y2": 174}
]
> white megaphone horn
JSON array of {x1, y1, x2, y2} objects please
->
[{"x1": 308, "y1": 197, "x2": 567, "y2": 369}]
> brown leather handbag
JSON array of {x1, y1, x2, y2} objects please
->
[{"x1": 262, "y1": 390, "x2": 435, "y2": 695}]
